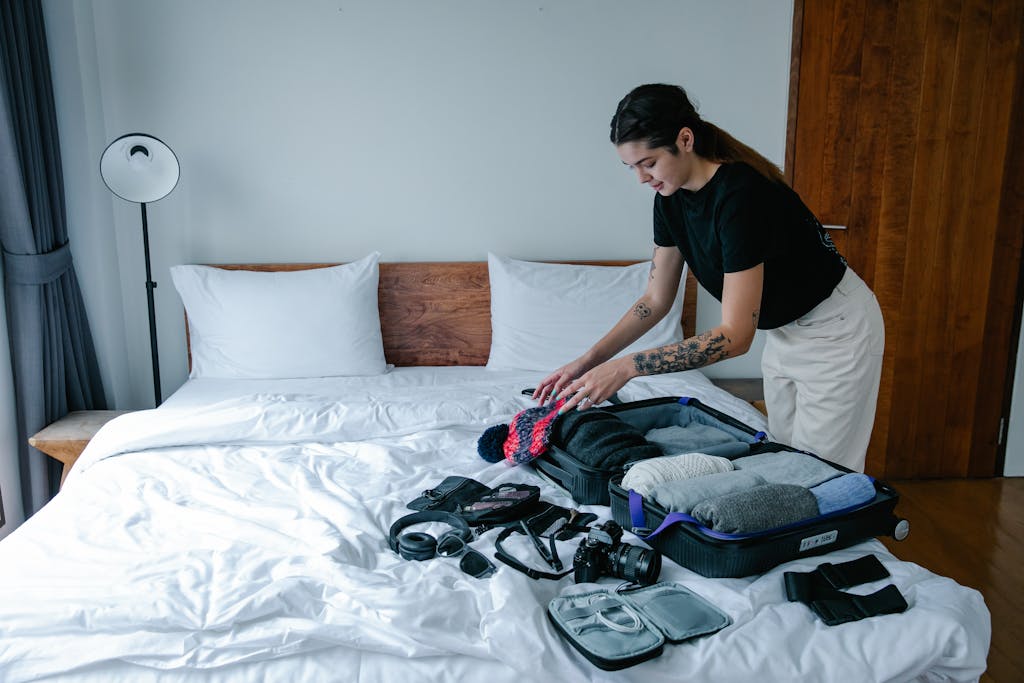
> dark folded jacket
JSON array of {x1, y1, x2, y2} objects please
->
[{"x1": 552, "y1": 409, "x2": 662, "y2": 469}]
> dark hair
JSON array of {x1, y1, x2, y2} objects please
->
[{"x1": 610, "y1": 84, "x2": 785, "y2": 185}]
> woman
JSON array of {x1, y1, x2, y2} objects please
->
[{"x1": 533, "y1": 84, "x2": 884, "y2": 472}]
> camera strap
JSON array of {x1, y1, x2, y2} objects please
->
[{"x1": 494, "y1": 525, "x2": 574, "y2": 581}]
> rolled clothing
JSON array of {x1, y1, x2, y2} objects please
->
[
  {"x1": 732, "y1": 451, "x2": 842, "y2": 489},
  {"x1": 553, "y1": 409, "x2": 663, "y2": 469},
  {"x1": 810, "y1": 473, "x2": 876, "y2": 515},
  {"x1": 645, "y1": 424, "x2": 738, "y2": 455},
  {"x1": 621, "y1": 453, "x2": 735, "y2": 496},
  {"x1": 650, "y1": 469, "x2": 767, "y2": 513},
  {"x1": 691, "y1": 483, "x2": 820, "y2": 534}
]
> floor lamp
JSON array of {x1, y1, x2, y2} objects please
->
[{"x1": 100, "y1": 134, "x2": 180, "y2": 407}]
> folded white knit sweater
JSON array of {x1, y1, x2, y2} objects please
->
[{"x1": 621, "y1": 452, "x2": 734, "y2": 496}]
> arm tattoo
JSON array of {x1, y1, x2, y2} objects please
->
[
  {"x1": 633, "y1": 301, "x2": 652, "y2": 319},
  {"x1": 632, "y1": 331, "x2": 730, "y2": 375}
]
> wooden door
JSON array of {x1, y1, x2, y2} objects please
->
[{"x1": 786, "y1": 0, "x2": 1024, "y2": 477}]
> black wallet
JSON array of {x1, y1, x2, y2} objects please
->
[{"x1": 407, "y1": 476, "x2": 490, "y2": 513}]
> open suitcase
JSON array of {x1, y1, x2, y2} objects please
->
[
  {"x1": 533, "y1": 396, "x2": 909, "y2": 578},
  {"x1": 533, "y1": 396, "x2": 772, "y2": 506}
]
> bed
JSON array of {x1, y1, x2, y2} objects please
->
[{"x1": 0, "y1": 254, "x2": 990, "y2": 682}]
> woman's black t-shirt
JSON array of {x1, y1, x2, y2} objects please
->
[{"x1": 653, "y1": 162, "x2": 846, "y2": 329}]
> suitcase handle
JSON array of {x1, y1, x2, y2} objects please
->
[{"x1": 679, "y1": 397, "x2": 768, "y2": 440}]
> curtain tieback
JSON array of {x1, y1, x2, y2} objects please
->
[{"x1": 2, "y1": 243, "x2": 73, "y2": 285}]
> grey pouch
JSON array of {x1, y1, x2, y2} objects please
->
[{"x1": 547, "y1": 582, "x2": 730, "y2": 670}]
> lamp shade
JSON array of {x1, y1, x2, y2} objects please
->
[{"x1": 100, "y1": 134, "x2": 179, "y2": 203}]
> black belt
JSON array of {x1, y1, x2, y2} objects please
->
[{"x1": 784, "y1": 554, "x2": 908, "y2": 626}]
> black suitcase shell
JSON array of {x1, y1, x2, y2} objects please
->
[
  {"x1": 532, "y1": 396, "x2": 907, "y2": 577},
  {"x1": 610, "y1": 474, "x2": 904, "y2": 578},
  {"x1": 532, "y1": 396, "x2": 773, "y2": 506}
]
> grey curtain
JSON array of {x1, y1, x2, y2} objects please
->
[{"x1": 0, "y1": 0, "x2": 107, "y2": 517}]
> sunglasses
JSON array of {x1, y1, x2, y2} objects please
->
[{"x1": 436, "y1": 531, "x2": 497, "y2": 579}]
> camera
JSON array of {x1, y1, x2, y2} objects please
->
[{"x1": 573, "y1": 520, "x2": 661, "y2": 586}]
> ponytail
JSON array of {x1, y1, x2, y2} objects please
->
[
  {"x1": 699, "y1": 122, "x2": 786, "y2": 185},
  {"x1": 611, "y1": 84, "x2": 785, "y2": 185}
]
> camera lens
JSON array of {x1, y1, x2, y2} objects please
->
[{"x1": 608, "y1": 543, "x2": 662, "y2": 586}]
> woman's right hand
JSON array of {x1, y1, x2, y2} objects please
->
[{"x1": 532, "y1": 357, "x2": 593, "y2": 405}]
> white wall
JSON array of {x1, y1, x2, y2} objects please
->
[
  {"x1": 1005, "y1": 319, "x2": 1024, "y2": 476},
  {"x1": 43, "y1": 0, "x2": 794, "y2": 408}
]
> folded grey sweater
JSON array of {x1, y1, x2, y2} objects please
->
[
  {"x1": 650, "y1": 469, "x2": 767, "y2": 513},
  {"x1": 691, "y1": 483, "x2": 820, "y2": 534},
  {"x1": 731, "y1": 451, "x2": 842, "y2": 489}
]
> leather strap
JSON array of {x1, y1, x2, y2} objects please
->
[
  {"x1": 784, "y1": 554, "x2": 891, "y2": 603},
  {"x1": 784, "y1": 554, "x2": 908, "y2": 626},
  {"x1": 808, "y1": 584, "x2": 909, "y2": 626}
]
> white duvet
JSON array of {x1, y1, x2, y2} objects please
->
[{"x1": 0, "y1": 368, "x2": 990, "y2": 682}]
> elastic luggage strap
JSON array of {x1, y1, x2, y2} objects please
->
[
  {"x1": 784, "y1": 554, "x2": 908, "y2": 626},
  {"x1": 628, "y1": 490, "x2": 700, "y2": 540},
  {"x1": 557, "y1": 596, "x2": 623, "y2": 621}
]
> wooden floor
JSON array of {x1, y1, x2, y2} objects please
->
[{"x1": 880, "y1": 478, "x2": 1023, "y2": 683}]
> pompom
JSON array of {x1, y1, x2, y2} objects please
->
[{"x1": 477, "y1": 423, "x2": 510, "y2": 462}]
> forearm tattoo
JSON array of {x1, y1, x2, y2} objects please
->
[
  {"x1": 633, "y1": 302, "x2": 652, "y2": 319},
  {"x1": 632, "y1": 331, "x2": 730, "y2": 375}
]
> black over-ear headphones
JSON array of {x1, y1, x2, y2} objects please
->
[{"x1": 388, "y1": 511, "x2": 473, "y2": 561}]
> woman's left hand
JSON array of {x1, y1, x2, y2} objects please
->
[{"x1": 555, "y1": 356, "x2": 637, "y2": 413}]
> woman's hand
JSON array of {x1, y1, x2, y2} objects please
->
[
  {"x1": 553, "y1": 356, "x2": 638, "y2": 413},
  {"x1": 533, "y1": 357, "x2": 594, "y2": 404}
]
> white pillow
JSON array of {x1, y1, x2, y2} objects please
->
[
  {"x1": 171, "y1": 253, "x2": 387, "y2": 379},
  {"x1": 485, "y1": 253, "x2": 687, "y2": 372}
]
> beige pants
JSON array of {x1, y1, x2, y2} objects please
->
[{"x1": 761, "y1": 268, "x2": 884, "y2": 472}]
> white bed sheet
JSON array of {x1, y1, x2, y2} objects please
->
[{"x1": 0, "y1": 368, "x2": 989, "y2": 682}]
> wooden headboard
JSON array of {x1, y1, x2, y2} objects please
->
[{"x1": 187, "y1": 261, "x2": 698, "y2": 367}]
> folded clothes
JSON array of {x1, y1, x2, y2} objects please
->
[
  {"x1": 644, "y1": 424, "x2": 738, "y2": 455},
  {"x1": 621, "y1": 453, "x2": 735, "y2": 496},
  {"x1": 731, "y1": 452, "x2": 842, "y2": 489},
  {"x1": 618, "y1": 454, "x2": 733, "y2": 497},
  {"x1": 810, "y1": 473, "x2": 876, "y2": 515},
  {"x1": 691, "y1": 483, "x2": 820, "y2": 534},
  {"x1": 553, "y1": 409, "x2": 663, "y2": 469},
  {"x1": 695, "y1": 441, "x2": 753, "y2": 459},
  {"x1": 650, "y1": 469, "x2": 767, "y2": 513}
]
